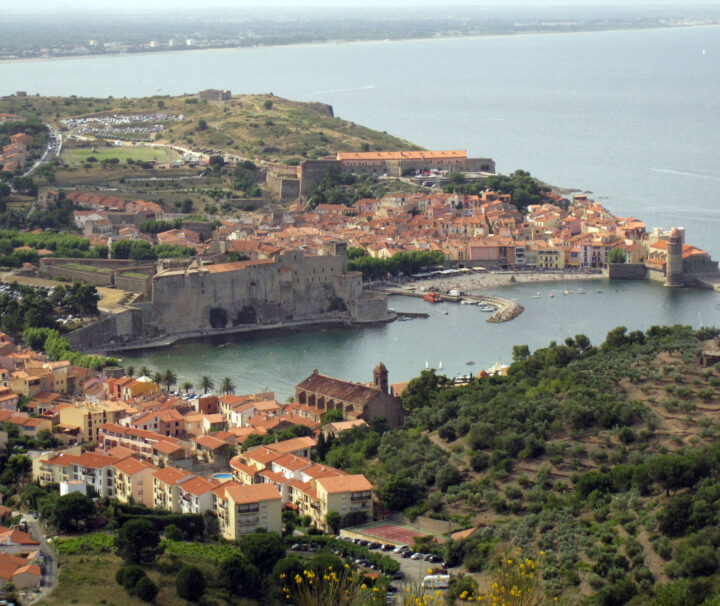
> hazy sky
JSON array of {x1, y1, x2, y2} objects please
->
[{"x1": 5, "y1": 0, "x2": 710, "y2": 13}]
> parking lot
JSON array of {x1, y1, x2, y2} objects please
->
[{"x1": 289, "y1": 538, "x2": 449, "y2": 604}]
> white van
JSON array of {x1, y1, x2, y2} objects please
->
[{"x1": 422, "y1": 574, "x2": 450, "y2": 589}]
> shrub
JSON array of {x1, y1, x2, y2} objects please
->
[
  {"x1": 176, "y1": 566, "x2": 205, "y2": 601},
  {"x1": 164, "y1": 524, "x2": 183, "y2": 541},
  {"x1": 116, "y1": 565, "x2": 147, "y2": 593},
  {"x1": 134, "y1": 576, "x2": 158, "y2": 602}
]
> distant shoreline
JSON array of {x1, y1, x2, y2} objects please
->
[{"x1": 2, "y1": 22, "x2": 719, "y2": 67}]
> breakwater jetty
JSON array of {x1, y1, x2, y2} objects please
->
[{"x1": 373, "y1": 287, "x2": 523, "y2": 323}]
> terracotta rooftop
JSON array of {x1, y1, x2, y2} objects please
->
[
  {"x1": 296, "y1": 371, "x2": 383, "y2": 407},
  {"x1": 316, "y1": 474, "x2": 373, "y2": 494}
]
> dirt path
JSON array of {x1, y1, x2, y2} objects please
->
[{"x1": 636, "y1": 529, "x2": 669, "y2": 584}]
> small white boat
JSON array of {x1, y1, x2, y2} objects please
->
[
  {"x1": 465, "y1": 360, "x2": 475, "y2": 365},
  {"x1": 425, "y1": 361, "x2": 430, "y2": 369},
  {"x1": 596, "y1": 289, "x2": 603, "y2": 293},
  {"x1": 563, "y1": 290, "x2": 572, "y2": 295},
  {"x1": 438, "y1": 361, "x2": 443, "y2": 370}
]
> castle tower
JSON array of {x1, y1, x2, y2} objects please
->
[
  {"x1": 665, "y1": 227, "x2": 684, "y2": 287},
  {"x1": 373, "y1": 362, "x2": 388, "y2": 394}
]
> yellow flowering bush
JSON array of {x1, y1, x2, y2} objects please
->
[
  {"x1": 460, "y1": 548, "x2": 545, "y2": 606},
  {"x1": 281, "y1": 566, "x2": 384, "y2": 606},
  {"x1": 400, "y1": 578, "x2": 447, "y2": 606}
]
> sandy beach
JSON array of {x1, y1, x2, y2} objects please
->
[{"x1": 408, "y1": 270, "x2": 604, "y2": 294}]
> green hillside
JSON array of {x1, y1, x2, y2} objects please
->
[{"x1": 0, "y1": 93, "x2": 421, "y2": 164}]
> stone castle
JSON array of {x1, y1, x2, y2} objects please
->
[{"x1": 62, "y1": 243, "x2": 389, "y2": 351}]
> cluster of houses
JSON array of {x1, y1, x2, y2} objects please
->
[
  {"x1": 0, "y1": 333, "x2": 406, "y2": 544},
  {"x1": 0, "y1": 132, "x2": 34, "y2": 172},
  {"x1": 212, "y1": 190, "x2": 714, "y2": 276},
  {"x1": 32, "y1": 175, "x2": 714, "y2": 287}
]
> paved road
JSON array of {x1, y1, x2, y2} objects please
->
[
  {"x1": 23, "y1": 125, "x2": 62, "y2": 179},
  {"x1": 17, "y1": 513, "x2": 58, "y2": 604}
]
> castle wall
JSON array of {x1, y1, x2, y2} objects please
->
[
  {"x1": 299, "y1": 160, "x2": 341, "y2": 195},
  {"x1": 605, "y1": 263, "x2": 647, "y2": 280},
  {"x1": 143, "y1": 250, "x2": 385, "y2": 338}
]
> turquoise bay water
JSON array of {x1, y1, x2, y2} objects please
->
[
  {"x1": 121, "y1": 283, "x2": 719, "y2": 400},
  {"x1": 2, "y1": 27, "x2": 719, "y2": 394}
]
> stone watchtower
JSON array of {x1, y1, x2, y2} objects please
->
[
  {"x1": 665, "y1": 227, "x2": 684, "y2": 287},
  {"x1": 373, "y1": 362, "x2": 389, "y2": 394}
]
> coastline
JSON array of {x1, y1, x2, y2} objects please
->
[
  {"x1": 406, "y1": 269, "x2": 605, "y2": 295},
  {"x1": 2, "y1": 22, "x2": 719, "y2": 66},
  {"x1": 98, "y1": 314, "x2": 395, "y2": 356}
]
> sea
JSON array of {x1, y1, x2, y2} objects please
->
[{"x1": 2, "y1": 25, "x2": 719, "y2": 397}]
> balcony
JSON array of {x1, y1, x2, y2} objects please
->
[{"x1": 237, "y1": 517, "x2": 260, "y2": 526}]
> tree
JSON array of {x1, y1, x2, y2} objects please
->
[
  {"x1": 115, "y1": 518, "x2": 161, "y2": 563},
  {"x1": 139, "y1": 366, "x2": 151, "y2": 379},
  {"x1": 512, "y1": 344, "x2": 530, "y2": 363},
  {"x1": 325, "y1": 510, "x2": 341, "y2": 535},
  {"x1": 54, "y1": 493, "x2": 95, "y2": 532},
  {"x1": 321, "y1": 409, "x2": 343, "y2": 425},
  {"x1": 218, "y1": 555, "x2": 261, "y2": 598},
  {"x1": 608, "y1": 248, "x2": 627, "y2": 264},
  {"x1": 378, "y1": 475, "x2": 424, "y2": 511},
  {"x1": 111, "y1": 240, "x2": 133, "y2": 260},
  {"x1": 208, "y1": 155, "x2": 225, "y2": 171},
  {"x1": 239, "y1": 532, "x2": 285, "y2": 571},
  {"x1": 176, "y1": 566, "x2": 205, "y2": 602},
  {"x1": 162, "y1": 368, "x2": 177, "y2": 392},
  {"x1": 198, "y1": 375, "x2": 215, "y2": 394},
  {"x1": 197, "y1": 118, "x2": 208, "y2": 131},
  {"x1": 220, "y1": 376, "x2": 236, "y2": 395},
  {"x1": 125, "y1": 365, "x2": 135, "y2": 378},
  {"x1": 181, "y1": 381, "x2": 193, "y2": 393}
]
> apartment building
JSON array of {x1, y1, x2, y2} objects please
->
[
  {"x1": 177, "y1": 476, "x2": 217, "y2": 514},
  {"x1": 152, "y1": 467, "x2": 193, "y2": 511},
  {"x1": 59, "y1": 400, "x2": 128, "y2": 442},
  {"x1": 212, "y1": 482, "x2": 282, "y2": 541},
  {"x1": 33, "y1": 451, "x2": 120, "y2": 497},
  {"x1": 112, "y1": 457, "x2": 157, "y2": 508}
]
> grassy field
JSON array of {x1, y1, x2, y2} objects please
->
[
  {"x1": 60, "y1": 263, "x2": 113, "y2": 274},
  {"x1": 60, "y1": 145, "x2": 180, "y2": 167},
  {"x1": 0, "y1": 94, "x2": 421, "y2": 164},
  {"x1": 38, "y1": 545, "x2": 246, "y2": 606}
]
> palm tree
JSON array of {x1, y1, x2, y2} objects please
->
[
  {"x1": 198, "y1": 375, "x2": 215, "y2": 395},
  {"x1": 152, "y1": 371, "x2": 163, "y2": 386},
  {"x1": 220, "y1": 376, "x2": 236, "y2": 395},
  {"x1": 162, "y1": 368, "x2": 177, "y2": 392},
  {"x1": 125, "y1": 365, "x2": 135, "y2": 378},
  {"x1": 139, "y1": 365, "x2": 151, "y2": 379},
  {"x1": 181, "y1": 381, "x2": 194, "y2": 394}
]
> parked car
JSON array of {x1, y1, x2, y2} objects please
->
[{"x1": 410, "y1": 552, "x2": 425, "y2": 560}]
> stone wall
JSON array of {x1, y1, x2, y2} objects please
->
[
  {"x1": 605, "y1": 263, "x2": 648, "y2": 280},
  {"x1": 114, "y1": 272, "x2": 152, "y2": 299},
  {"x1": 346, "y1": 295, "x2": 389, "y2": 323},
  {"x1": 65, "y1": 308, "x2": 144, "y2": 350},
  {"x1": 299, "y1": 160, "x2": 340, "y2": 195},
  {"x1": 39, "y1": 264, "x2": 113, "y2": 287}
]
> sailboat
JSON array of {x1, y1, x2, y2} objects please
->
[{"x1": 438, "y1": 361, "x2": 443, "y2": 370}]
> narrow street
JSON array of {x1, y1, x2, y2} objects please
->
[{"x1": 16, "y1": 512, "x2": 58, "y2": 604}]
